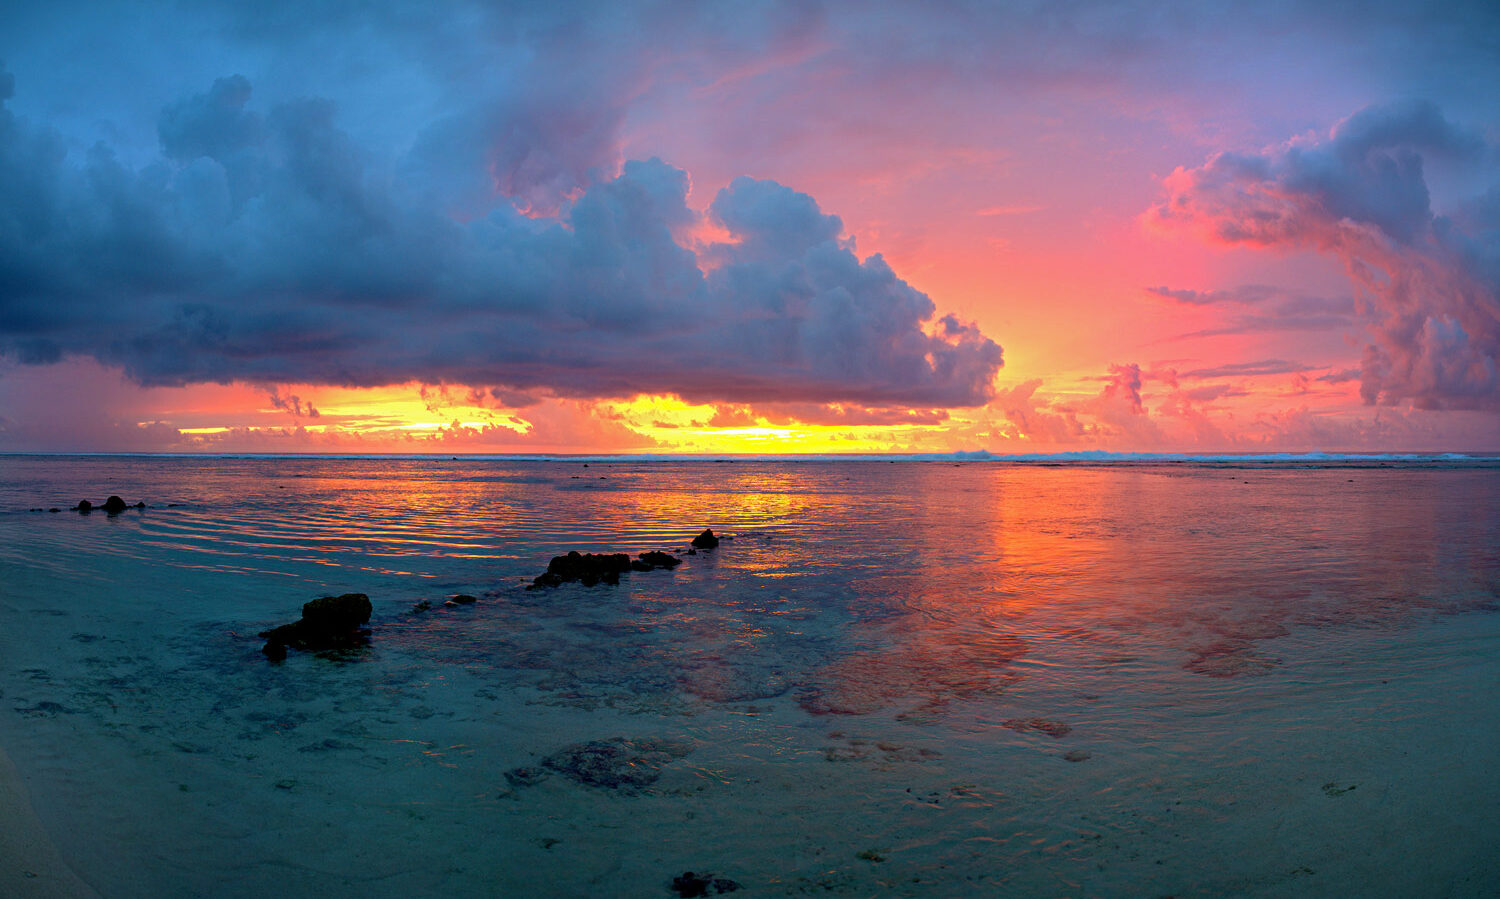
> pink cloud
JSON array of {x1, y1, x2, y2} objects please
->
[{"x1": 1148, "y1": 101, "x2": 1500, "y2": 412}]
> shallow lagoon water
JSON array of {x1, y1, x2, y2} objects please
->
[{"x1": 1, "y1": 455, "x2": 1498, "y2": 896}]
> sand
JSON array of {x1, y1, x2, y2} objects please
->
[{"x1": 0, "y1": 745, "x2": 99, "y2": 899}]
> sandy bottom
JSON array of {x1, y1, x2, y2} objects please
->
[{"x1": 0, "y1": 745, "x2": 99, "y2": 898}]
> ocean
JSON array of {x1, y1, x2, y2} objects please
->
[{"x1": 1, "y1": 454, "x2": 1497, "y2": 897}]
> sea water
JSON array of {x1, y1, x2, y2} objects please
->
[{"x1": 0, "y1": 454, "x2": 1497, "y2": 897}]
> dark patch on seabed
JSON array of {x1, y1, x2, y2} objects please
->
[{"x1": 505, "y1": 737, "x2": 695, "y2": 793}]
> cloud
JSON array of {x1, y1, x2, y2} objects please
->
[
  {"x1": 1180, "y1": 360, "x2": 1310, "y2": 379},
  {"x1": 1145, "y1": 284, "x2": 1283, "y2": 305},
  {"x1": 267, "y1": 388, "x2": 319, "y2": 419},
  {"x1": 1151, "y1": 284, "x2": 1358, "y2": 338},
  {"x1": 0, "y1": 70, "x2": 1003, "y2": 409},
  {"x1": 1149, "y1": 100, "x2": 1500, "y2": 410}
]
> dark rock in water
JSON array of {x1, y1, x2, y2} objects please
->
[
  {"x1": 258, "y1": 593, "x2": 373, "y2": 655},
  {"x1": 48, "y1": 508, "x2": 60, "y2": 513},
  {"x1": 1003, "y1": 717, "x2": 1072, "y2": 738},
  {"x1": 637, "y1": 551, "x2": 682, "y2": 569},
  {"x1": 134, "y1": 501, "x2": 146, "y2": 509},
  {"x1": 670, "y1": 872, "x2": 741, "y2": 896},
  {"x1": 526, "y1": 548, "x2": 682, "y2": 588},
  {"x1": 412, "y1": 600, "x2": 432, "y2": 613},
  {"x1": 262, "y1": 641, "x2": 288, "y2": 661},
  {"x1": 529, "y1": 551, "x2": 632, "y2": 588},
  {"x1": 301, "y1": 593, "x2": 372, "y2": 632},
  {"x1": 690, "y1": 529, "x2": 720, "y2": 549},
  {"x1": 450, "y1": 594, "x2": 478, "y2": 604},
  {"x1": 75, "y1": 500, "x2": 92, "y2": 513},
  {"x1": 687, "y1": 547, "x2": 697, "y2": 555},
  {"x1": 541, "y1": 737, "x2": 692, "y2": 791},
  {"x1": 101, "y1": 495, "x2": 128, "y2": 514}
]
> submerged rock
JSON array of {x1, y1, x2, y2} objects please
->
[
  {"x1": 101, "y1": 495, "x2": 128, "y2": 514},
  {"x1": 690, "y1": 529, "x2": 720, "y2": 549},
  {"x1": 670, "y1": 871, "x2": 741, "y2": 896},
  {"x1": 1183, "y1": 640, "x2": 1279, "y2": 677},
  {"x1": 259, "y1": 593, "x2": 373, "y2": 657},
  {"x1": 449, "y1": 593, "x2": 478, "y2": 604},
  {"x1": 540, "y1": 737, "x2": 692, "y2": 791},
  {"x1": 1003, "y1": 717, "x2": 1073, "y2": 738},
  {"x1": 504, "y1": 766, "x2": 550, "y2": 788}
]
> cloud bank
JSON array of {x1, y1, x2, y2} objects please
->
[
  {"x1": 1149, "y1": 100, "x2": 1500, "y2": 410},
  {"x1": 0, "y1": 69, "x2": 1002, "y2": 408}
]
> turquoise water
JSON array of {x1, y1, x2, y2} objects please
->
[{"x1": 1, "y1": 455, "x2": 1497, "y2": 896}]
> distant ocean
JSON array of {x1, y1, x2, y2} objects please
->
[{"x1": 2, "y1": 453, "x2": 1498, "y2": 897}]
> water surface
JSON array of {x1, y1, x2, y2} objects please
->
[{"x1": 1, "y1": 455, "x2": 1497, "y2": 896}]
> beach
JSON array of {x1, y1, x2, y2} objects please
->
[{"x1": 1, "y1": 454, "x2": 1498, "y2": 896}]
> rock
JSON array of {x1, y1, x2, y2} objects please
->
[
  {"x1": 1003, "y1": 717, "x2": 1072, "y2": 738},
  {"x1": 690, "y1": 529, "x2": 720, "y2": 549},
  {"x1": 1062, "y1": 749, "x2": 1091, "y2": 762},
  {"x1": 504, "y1": 766, "x2": 550, "y2": 788},
  {"x1": 75, "y1": 500, "x2": 92, "y2": 513},
  {"x1": 262, "y1": 641, "x2": 288, "y2": 661},
  {"x1": 687, "y1": 547, "x2": 698, "y2": 555},
  {"x1": 412, "y1": 600, "x2": 432, "y2": 613},
  {"x1": 541, "y1": 737, "x2": 692, "y2": 791},
  {"x1": 450, "y1": 594, "x2": 478, "y2": 604},
  {"x1": 258, "y1": 593, "x2": 373, "y2": 655},
  {"x1": 529, "y1": 551, "x2": 632, "y2": 588},
  {"x1": 670, "y1": 872, "x2": 741, "y2": 896},
  {"x1": 48, "y1": 508, "x2": 60, "y2": 513},
  {"x1": 637, "y1": 551, "x2": 682, "y2": 569},
  {"x1": 301, "y1": 593, "x2": 372, "y2": 632},
  {"x1": 134, "y1": 501, "x2": 146, "y2": 508},
  {"x1": 101, "y1": 495, "x2": 128, "y2": 514},
  {"x1": 527, "y1": 548, "x2": 682, "y2": 588}
]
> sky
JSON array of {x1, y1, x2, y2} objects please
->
[{"x1": 3, "y1": 0, "x2": 1500, "y2": 454}]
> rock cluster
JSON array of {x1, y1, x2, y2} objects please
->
[
  {"x1": 260, "y1": 593, "x2": 373, "y2": 659},
  {"x1": 71, "y1": 496, "x2": 146, "y2": 514},
  {"x1": 528, "y1": 550, "x2": 681, "y2": 589}
]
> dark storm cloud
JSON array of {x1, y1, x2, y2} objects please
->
[
  {"x1": 1151, "y1": 100, "x2": 1500, "y2": 410},
  {"x1": 0, "y1": 69, "x2": 1002, "y2": 407}
]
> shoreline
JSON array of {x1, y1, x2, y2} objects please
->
[{"x1": 0, "y1": 743, "x2": 99, "y2": 899}]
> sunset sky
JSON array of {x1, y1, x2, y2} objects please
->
[{"x1": 3, "y1": 1, "x2": 1499, "y2": 454}]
